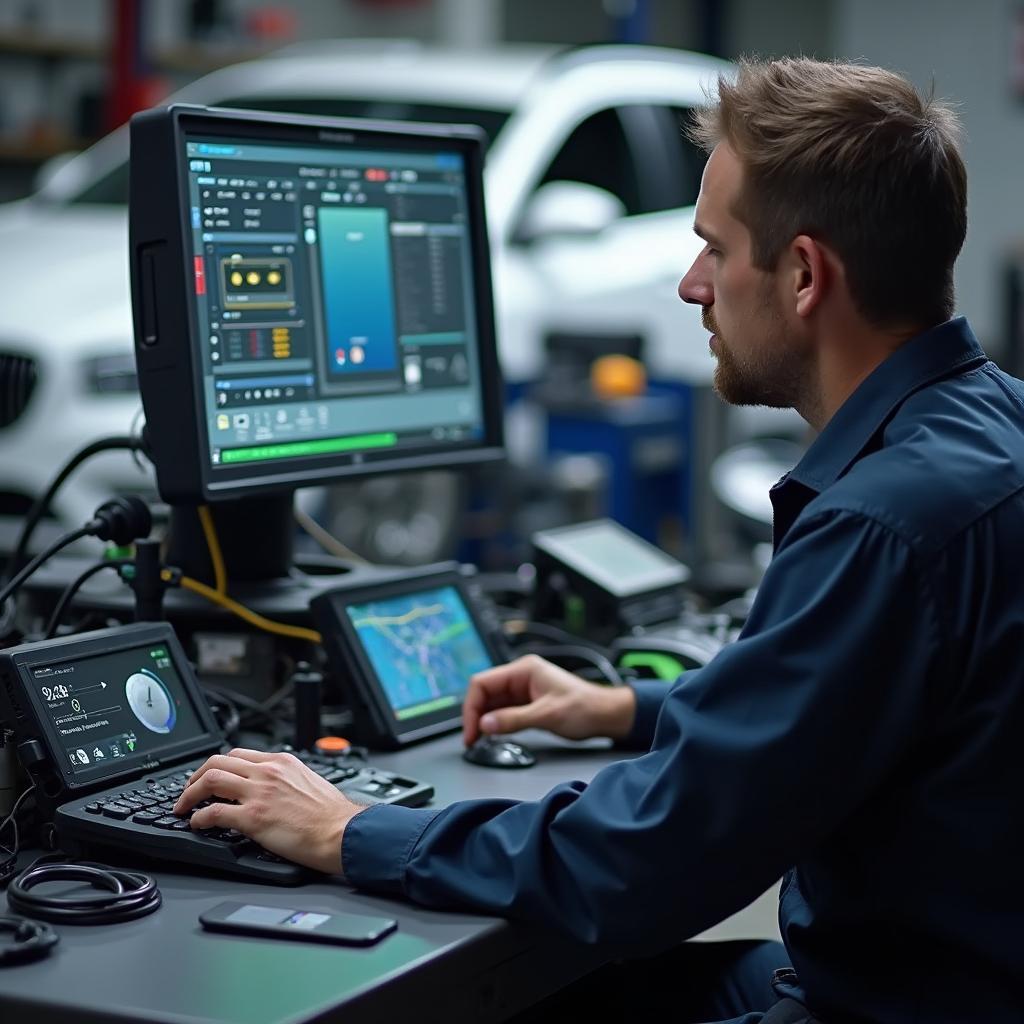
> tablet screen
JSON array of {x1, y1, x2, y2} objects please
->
[{"x1": 345, "y1": 584, "x2": 493, "y2": 721}]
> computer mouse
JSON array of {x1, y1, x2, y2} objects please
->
[{"x1": 462, "y1": 737, "x2": 537, "y2": 769}]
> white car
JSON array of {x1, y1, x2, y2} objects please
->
[{"x1": 0, "y1": 40, "x2": 732, "y2": 544}]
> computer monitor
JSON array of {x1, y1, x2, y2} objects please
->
[{"x1": 129, "y1": 104, "x2": 504, "y2": 584}]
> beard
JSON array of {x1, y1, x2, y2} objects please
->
[{"x1": 703, "y1": 301, "x2": 809, "y2": 409}]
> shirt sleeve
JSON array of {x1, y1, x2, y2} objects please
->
[
  {"x1": 342, "y1": 509, "x2": 946, "y2": 946},
  {"x1": 619, "y1": 678, "x2": 673, "y2": 749}
]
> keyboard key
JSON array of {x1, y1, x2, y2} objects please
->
[
  {"x1": 153, "y1": 817, "x2": 180, "y2": 829},
  {"x1": 84, "y1": 802, "x2": 103, "y2": 814},
  {"x1": 101, "y1": 803, "x2": 133, "y2": 819},
  {"x1": 171, "y1": 819, "x2": 193, "y2": 831},
  {"x1": 132, "y1": 811, "x2": 162, "y2": 825}
]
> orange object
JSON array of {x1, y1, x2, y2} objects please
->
[
  {"x1": 591, "y1": 354, "x2": 647, "y2": 398},
  {"x1": 315, "y1": 736, "x2": 351, "y2": 755}
]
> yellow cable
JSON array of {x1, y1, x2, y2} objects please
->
[
  {"x1": 197, "y1": 505, "x2": 227, "y2": 595},
  {"x1": 164, "y1": 570, "x2": 322, "y2": 645}
]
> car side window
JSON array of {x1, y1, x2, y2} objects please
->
[
  {"x1": 537, "y1": 107, "x2": 643, "y2": 216},
  {"x1": 534, "y1": 105, "x2": 707, "y2": 220},
  {"x1": 666, "y1": 106, "x2": 708, "y2": 209}
]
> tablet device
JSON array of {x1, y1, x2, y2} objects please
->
[{"x1": 312, "y1": 564, "x2": 508, "y2": 747}]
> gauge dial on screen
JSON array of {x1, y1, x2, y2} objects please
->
[{"x1": 125, "y1": 669, "x2": 176, "y2": 734}]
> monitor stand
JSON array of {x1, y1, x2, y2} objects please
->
[
  {"x1": 163, "y1": 491, "x2": 370, "y2": 619},
  {"x1": 167, "y1": 492, "x2": 297, "y2": 585}
]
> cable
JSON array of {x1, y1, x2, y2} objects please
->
[
  {"x1": 197, "y1": 505, "x2": 227, "y2": 595},
  {"x1": 0, "y1": 785, "x2": 36, "y2": 887},
  {"x1": 203, "y1": 686, "x2": 241, "y2": 739},
  {"x1": 5, "y1": 435, "x2": 144, "y2": 579},
  {"x1": 44, "y1": 558, "x2": 132, "y2": 639},
  {"x1": 203, "y1": 682, "x2": 281, "y2": 731},
  {"x1": 165, "y1": 571, "x2": 322, "y2": 645},
  {"x1": 503, "y1": 616, "x2": 612, "y2": 653},
  {"x1": 0, "y1": 526, "x2": 94, "y2": 610},
  {"x1": 520, "y1": 643, "x2": 624, "y2": 687},
  {"x1": 7, "y1": 857, "x2": 161, "y2": 924},
  {"x1": 293, "y1": 504, "x2": 369, "y2": 564},
  {"x1": 0, "y1": 915, "x2": 58, "y2": 965},
  {"x1": 0, "y1": 594, "x2": 16, "y2": 640}
]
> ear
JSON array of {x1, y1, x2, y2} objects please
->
[{"x1": 787, "y1": 234, "x2": 828, "y2": 319}]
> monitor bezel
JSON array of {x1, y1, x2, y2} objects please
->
[{"x1": 131, "y1": 103, "x2": 505, "y2": 505}]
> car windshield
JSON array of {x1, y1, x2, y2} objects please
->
[{"x1": 66, "y1": 98, "x2": 510, "y2": 206}]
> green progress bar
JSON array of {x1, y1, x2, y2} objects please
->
[
  {"x1": 399, "y1": 332, "x2": 466, "y2": 346},
  {"x1": 221, "y1": 431, "x2": 397, "y2": 465},
  {"x1": 396, "y1": 694, "x2": 459, "y2": 720}
]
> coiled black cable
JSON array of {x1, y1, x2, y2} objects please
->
[
  {"x1": 0, "y1": 915, "x2": 58, "y2": 965},
  {"x1": 7, "y1": 857, "x2": 161, "y2": 925}
]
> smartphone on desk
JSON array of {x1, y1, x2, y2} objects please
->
[{"x1": 200, "y1": 901, "x2": 397, "y2": 946}]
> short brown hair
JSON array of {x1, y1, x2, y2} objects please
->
[{"x1": 690, "y1": 57, "x2": 967, "y2": 328}]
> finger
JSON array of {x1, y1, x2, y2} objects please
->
[
  {"x1": 182, "y1": 753, "x2": 260, "y2": 791},
  {"x1": 479, "y1": 695, "x2": 554, "y2": 736},
  {"x1": 463, "y1": 664, "x2": 532, "y2": 745},
  {"x1": 225, "y1": 747, "x2": 286, "y2": 763},
  {"x1": 174, "y1": 767, "x2": 250, "y2": 815},
  {"x1": 188, "y1": 799, "x2": 248, "y2": 834}
]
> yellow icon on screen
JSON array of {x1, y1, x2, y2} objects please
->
[
  {"x1": 267, "y1": 270, "x2": 282, "y2": 286},
  {"x1": 246, "y1": 271, "x2": 261, "y2": 286},
  {"x1": 230, "y1": 271, "x2": 243, "y2": 287},
  {"x1": 216, "y1": 414, "x2": 230, "y2": 430}
]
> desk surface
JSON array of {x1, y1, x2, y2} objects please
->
[{"x1": 0, "y1": 731, "x2": 627, "y2": 1024}]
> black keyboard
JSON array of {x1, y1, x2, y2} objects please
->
[{"x1": 54, "y1": 752, "x2": 434, "y2": 884}]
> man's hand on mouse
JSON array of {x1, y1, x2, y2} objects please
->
[
  {"x1": 172, "y1": 749, "x2": 367, "y2": 874},
  {"x1": 462, "y1": 654, "x2": 636, "y2": 746}
]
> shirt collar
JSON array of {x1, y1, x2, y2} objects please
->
[{"x1": 785, "y1": 316, "x2": 987, "y2": 494}]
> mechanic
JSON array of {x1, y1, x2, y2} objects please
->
[{"x1": 174, "y1": 57, "x2": 1024, "y2": 1024}]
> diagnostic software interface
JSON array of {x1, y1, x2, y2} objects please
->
[
  {"x1": 29, "y1": 643, "x2": 206, "y2": 778},
  {"x1": 183, "y1": 132, "x2": 487, "y2": 474}
]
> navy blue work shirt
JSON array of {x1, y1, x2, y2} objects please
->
[{"x1": 343, "y1": 317, "x2": 1024, "y2": 1024}]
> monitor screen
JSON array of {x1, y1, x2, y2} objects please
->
[
  {"x1": 345, "y1": 583, "x2": 494, "y2": 722},
  {"x1": 131, "y1": 106, "x2": 504, "y2": 504}
]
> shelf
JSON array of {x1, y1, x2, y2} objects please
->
[
  {"x1": 0, "y1": 136, "x2": 97, "y2": 163},
  {"x1": 0, "y1": 29, "x2": 104, "y2": 60},
  {"x1": 153, "y1": 43, "x2": 276, "y2": 75},
  {"x1": 0, "y1": 28, "x2": 274, "y2": 73}
]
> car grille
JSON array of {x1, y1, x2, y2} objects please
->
[{"x1": 0, "y1": 352, "x2": 38, "y2": 428}]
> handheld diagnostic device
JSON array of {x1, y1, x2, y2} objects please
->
[{"x1": 312, "y1": 563, "x2": 508, "y2": 748}]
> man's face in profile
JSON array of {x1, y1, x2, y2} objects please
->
[{"x1": 678, "y1": 144, "x2": 810, "y2": 410}]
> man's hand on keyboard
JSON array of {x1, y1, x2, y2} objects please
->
[{"x1": 173, "y1": 749, "x2": 366, "y2": 874}]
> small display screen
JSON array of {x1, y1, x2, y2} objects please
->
[
  {"x1": 540, "y1": 521, "x2": 688, "y2": 597},
  {"x1": 225, "y1": 905, "x2": 329, "y2": 930},
  {"x1": 28, "y1": 642, "x2": 208, "y2": 778},
  {"x1": 345, "y1": 584, "x2": 492, "y2": 721}
]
